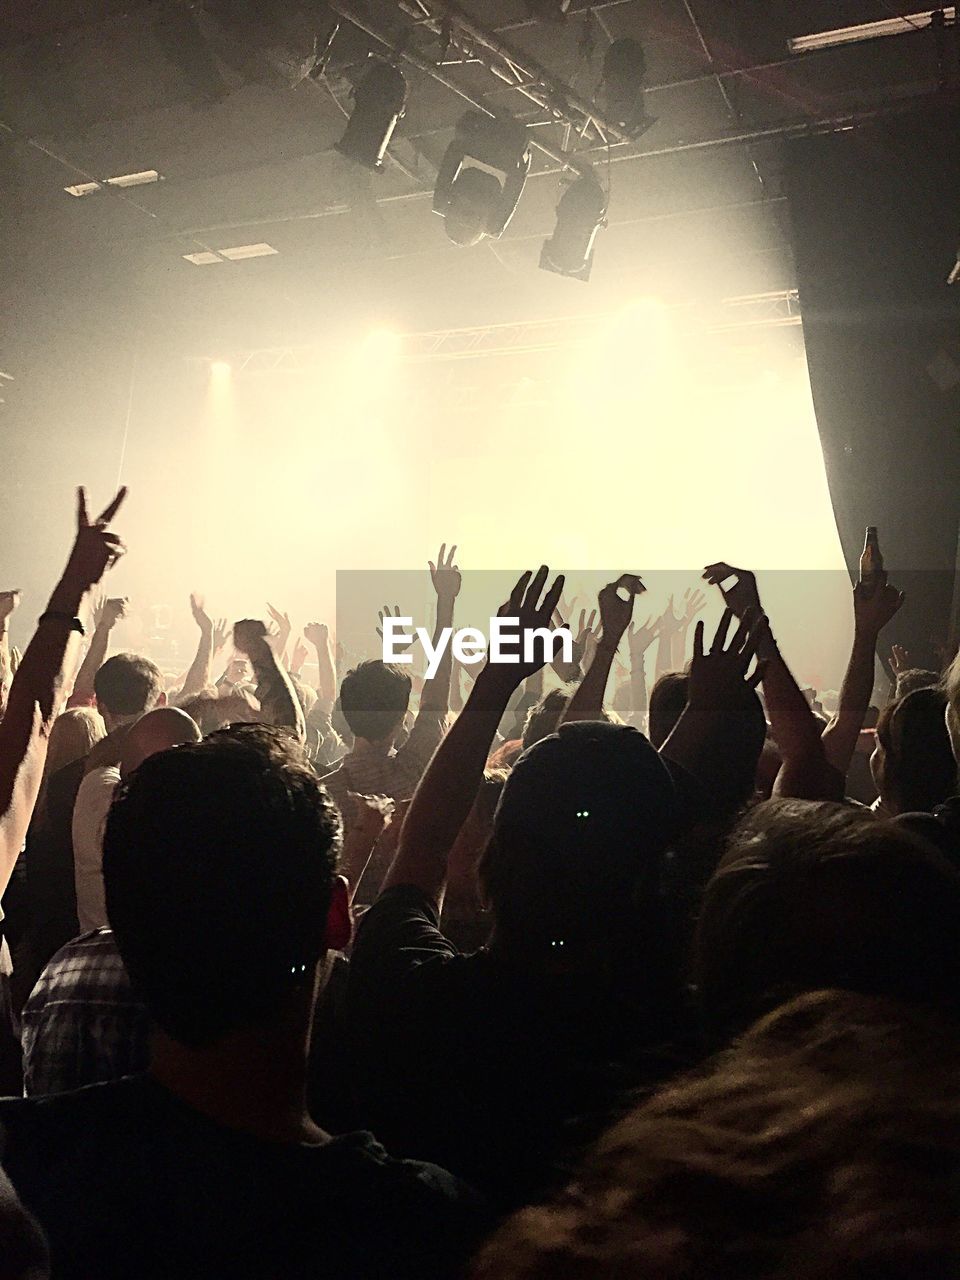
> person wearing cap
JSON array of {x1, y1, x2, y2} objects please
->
[{"x1": 344, "y1": 569, "x2": 717, "y2": 1210}]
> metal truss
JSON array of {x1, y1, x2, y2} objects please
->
[
  {"x1": 221, "y1": 290, "x2": 801, "y2": 372},
  {"x1": 328, "y1": 0, "x2": 643, "y2": 172}
]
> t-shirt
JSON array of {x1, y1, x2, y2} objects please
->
[
  {"x1": 0, "y1": 1075, "x2": 486, "y2": 1280},
  {"x1": 344, "y1": 885, "x2": 688, "y2": 1210},
  {"x1": 71, "y1": 765, "x2": 120, "y2": 932}
]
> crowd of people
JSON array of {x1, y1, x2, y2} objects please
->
[{"x1": 0, "y1": 484, "x2": 959, "y2": 1278}]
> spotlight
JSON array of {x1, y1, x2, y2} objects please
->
[
  {"x1": 210, "y1": 359, "x2": 232, "y2": 375},
  {"x1": 335, "y1": 59, "x2": 408, "y2": 172},
  {"x1": 600, "y1": 37, "x2": 655, "y2": 136},
  {"x1": 434, "y1": 111, "x2": 531, "y2": 246},
  {"x1": 362, "y1": 328, "x2": 403, "y2": 364},
  {"x1": 539, "y1": 171, "x2": 607, "y2": 282}
]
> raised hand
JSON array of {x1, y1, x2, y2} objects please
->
[
  {"x1": 550, "y1": 606, "x2": 598, "y2": 681},
  {"x1": 304, "y1": 621, "x2": 329, "y2": 650},
  {"x1": 488, "y1": 566, "x2": 565, "y2": 687},
  {"x1": 429, "y1": 543, "x2": 461, "y2": 602},
  {"x1": 288, "y1": 635, "x2": 309, "y2": 676},
  {"x1": 190, "y1": 593, "x2": 213, "y2": 635},
  {"x1": 597, "y1": 573, "x2": 645, "y2": 647},
  {"x1": 853, "y1": 576, "x2": 903, "y2": 637},
  {"x1": 627, "y1": 613, "x2": 659, "y2": 659},
  {"x1": 265, "y1": 602, "x2": 292, "y2": 647},
  {"x1": 63, "y1": 486, "x2": 127, "y2": 591},
  {"x1": 0, "y1": 591, "x2": 20, "y2": 622},
  {"x1": 688, "y1": 606, "x2": 765, "y2": 710},
  {"x1": 102, "y1": 597, "x2": 129, "y2": 628},
  {"x1": 890, "y1": 643, "x2": 910, "y2": 675},
  {"x1": 702, "y1": 562, "x2": 762, "y2": 619},
  {"x1": 212, "y1": 618, "x2": 230, "y2": 654},
  {"x1": 657, "y1": 595, "x2": 683, "y2": 638},
  {"x1": 377, "y1": 605, "x2": 413, "y2": 653},
  {"x1": 679, "y1": 587, "x2": 706, "y2": 627}
]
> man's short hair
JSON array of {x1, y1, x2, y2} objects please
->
[
  {"x1": 522, "y1": 688, "x2": 571, "y2": 751},
  {"x1": 339, "y1": 661, "x2": 412, "y2": 742},
  {"x1": 94, "y1": 653, "x2": 163, "y2": 718},
  {"x1": 103, "y1": 724, "x2": 342, "y2": 1047}
]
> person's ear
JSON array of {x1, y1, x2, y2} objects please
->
[
  {"x1": 157, "y1": 691, "x2": 167, "y2": 707},
  {"x1": 323, "y1": 875, "x2": 353, "y2": 953}
]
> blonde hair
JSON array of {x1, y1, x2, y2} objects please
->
[
  {"x1": 36, "y1": 707, "x2": 106, "y2": 819},
  {"x1": 45, "y1": 707, "x2": 106, "y2": 778}
]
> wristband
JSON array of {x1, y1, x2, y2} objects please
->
[{"x1": 38, "y1": 611, "x2": 86, "y2": 637}]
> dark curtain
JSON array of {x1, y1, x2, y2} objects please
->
[{"x1": 785, "y1": 96, "x2": 960, "y2": 664}]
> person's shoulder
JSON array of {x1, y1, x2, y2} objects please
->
[
  {"x1": 348, "y1": 886, "x2": 465, "y2": 999},
  {"x1": 315, "y1": 1133, "x2": 488, "y2": 1229},
  {"x1": 355, "y1": 884, "x2": 446, "y2": 946},
  {"x1": 0, "y1": 1076, "x2": 150, "y2": 1143}
]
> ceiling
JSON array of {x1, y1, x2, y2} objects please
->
[{"x1": 1, "y1": 0, "x2": 955, "y2": 362}]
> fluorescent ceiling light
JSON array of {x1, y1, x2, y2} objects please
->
[
  {"x1": 789, "y1": 7, "x2": 955, "y2": 52},
  {"x1": 65, "y1": 169, "x2": 162, "y2": 197},
  {"x1": 104, "y1": 169, "x2": 162, "y2": 188},
  {"x1": 218, "y1": 243, "x2": 279, "y2": 260},
  {"x1": 182, "y1": 243, "x2": 280, "y2": 265}
]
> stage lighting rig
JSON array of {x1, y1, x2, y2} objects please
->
[
  {"x1": 335, "y1": 57, "x2": 408, "y2": 171},
  {"x1": 600, "y1": 38, "x2": 655, "y2": 137},
  {"x1": 539, "y1": 169, "x2": 607, "y2": 281},
  {"x1": 328, "y1": 0, "x2": 640, "y2": 166},
  {"x1": 433, "y1": 112, "x2": 531, "y2": 245}
]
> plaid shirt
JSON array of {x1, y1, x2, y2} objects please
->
[
  {"x1": 21, "y1": 927, "x2": 148, "y2": 1097},
  {"x1": 320, "y1": 707, "x2": 446, "y2": 822}
]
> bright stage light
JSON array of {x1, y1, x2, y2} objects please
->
[
  {"x1": 361, "y1": 328, "x2": 403, "y2": 366},
  {"x1": 210, "y1": 360, "x2": 232, "y2": 376}
]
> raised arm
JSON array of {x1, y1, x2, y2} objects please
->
[
  {"x1": 563, "y1": 574, "x2": 644, "y2": 724},
  {"x1": 0, "y1": 590, "x2": 21, "y2": 719},
  {"x1": 418, "y1": 543, "x2": 460, "y2": 717},
  {"x1": 626, "y1": 613, "x2": 659, "y2": 730},
  {"x1": 673, "y1": 588, "x2": 706, "y2": 669},
  {"x1": 67, "y1": 595, "x2": 127, "y2": 707},
  {"x1": 265, "y1": 603, "x2": 292, "y2": 668},
  {"x1": 384, "y1": 566, "x2": 564, "y2": 910},
  {"x1": 654, "y1": 596, "x2": 682, "y2": 683},
  {"x1": 178, "y1": 594, "x2": 216, "y2": 702},
  {"x1": 232, "y1": 619, "x2": 305, "y2": 741},
  {"x1": 821, "y1": 577, "x2": 903, "y2": 777},
  {"x1": 0, "y1": 487, "x2": 126, "y2": 892},
  {"x1": 304, "y1": 622, "x2": 336, "y2": 710},
  {"x1": 660, "y1": 606, "x2": 764, "y2": 790},
  {"x1": 703, "y1": 563, "x2": 834, "y2": 799}
]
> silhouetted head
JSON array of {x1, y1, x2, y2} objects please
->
[
  {"x1": 480, "y1": 722, "x2": 679, "y2": 971},
  {"x1": 94, "y1": 653, "x2": 163, "y2": 731},
  {"x1": 120, "y1": 706, "x2": 202, "y2": 777},
  {"x1": 104, "y1": 724, "x2": 348, "y2": 1047},
  {"x1": 872, "y1": 686, "x2": 957, "y2": 815},
  {"x1": 471, "y1": 989, "x2": 960, "y2": 1280},
  {"x1": 694, "y1": 799, "x2": 960, "y2": 1043},
  {"x1": 339, "y1": 660, "x2": 412, "y2": 745}
]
